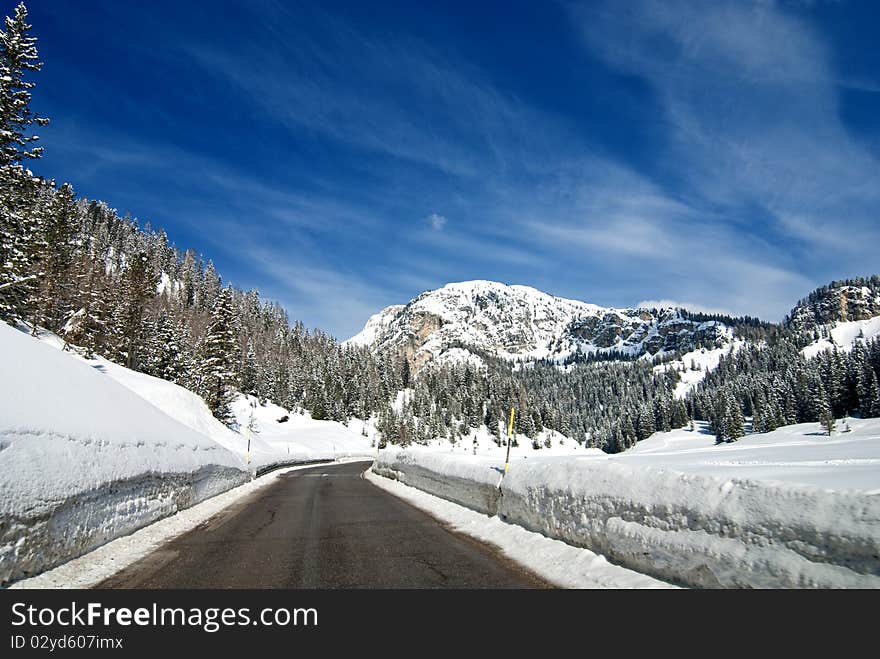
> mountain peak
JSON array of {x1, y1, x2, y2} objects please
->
[{"x1": 347, "y1": 281, "x2": 731, "y2": 369}]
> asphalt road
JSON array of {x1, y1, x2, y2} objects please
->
[{"x1": 97, "y1": 461, "x2": 548, "y2": 588}]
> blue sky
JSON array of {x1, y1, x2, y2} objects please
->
[{"x1": 22, "y1": 0, "x2": 880, "y2": 338}]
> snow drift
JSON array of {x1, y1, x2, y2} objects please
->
[
  {"x1": 0, "y1": 321, "x2": 377, "y2": 585},
  {"x1": 0, "y1": 322, "x2": 250, "y2": 585},
  {"x1": 373, "y1": 448, "x2": 880, "y2": 588}
]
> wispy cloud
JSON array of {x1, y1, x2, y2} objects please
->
[
  {"x1": 180, "y1": 6, "x2": 567, "y2": 180},
  {"x1": 427, "y1": 213, "x2": 447, "y2": 231},
  {"x1": 570, "y1": 0, "x2": 880, "y2": 272},
  {"x1": 36, "y1": 0, "x2": 878, "y2": 335},
  {"x1": 236, "y1": 245, "x2": 399, "y2": 341}
]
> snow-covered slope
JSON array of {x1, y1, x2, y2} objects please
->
[
  {"x1": 22, "y1": 326, "x2": 376, "y2": 469},
  {"x1": 0, "y1": 323, "x2": 376, "y2": 585},
  {"x1": 802, "y1": 316, "x2": 880, "y2": 359},
  {"x1": 347, "y1": 280, "x2": 733, "y2": 369},
  {"x1": 653, "y1": 341, "x2": 745, "y2": 399},
  {"x1": 230, "y1": 395, "x2": 374, "y2": 461},
  {"x1": 0, "y1": 322, "x2": 248, "y2": 584},
  {"x1": 623, "y1": 418, "x2": 880, "y2": 492}
]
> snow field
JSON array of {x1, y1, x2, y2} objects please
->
[{"x1": 653, "y1": 340, "x2": 743, "y2": 399}]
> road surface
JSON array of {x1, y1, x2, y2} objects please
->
[{"x1": 98, "y1": 460, "x2": 549, "y2": 588}]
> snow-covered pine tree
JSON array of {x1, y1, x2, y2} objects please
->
[
  {"x1": 147, "y1": 310, "x2": 185, "y2": 384},
  {"x1": 196, "y1": 287, "x2": 240, "y2": 426},
  {"x1": 858, "y1": 368, "x2": 880, "y2": 418},
  {"x1": 0, "y1": 2, "x2": 48, "y2": 167},
  {"x1": 0, "y1": 167, "x2": 39, "y2": 320},
  {"x1": 670, "y1": 398, "x2": 688, "y2": 429},
  {"x1": 810, "y1": 376, "x2": 832, "y2": 423},
  {"x1": 31, "y1": 182, "x2": 77, "y2": 330},
  {"x1": 240, "y1": 340, "x2": 258, "y2": 396},
  {"x1": 752, "y1": 392, "x2": 769, "y2": 434},
  {"x1": 62, "y1": 254, "x2": 109, "y2": 356},
  {"x1": 636, "y1": 403, "x2": 655, "y2": 440},
  {"x1": 198, "y1": 259, "x2": 220, "y2": 312},
  {"x1": 112, "y1": 249, "x2": 158, "y2": 370},
  {"x1": 622, "y1": 414, "x2": 637, "y2": 448},
  {"x1": 0, "y1": 3, "x2": 50, "y2": 322}
]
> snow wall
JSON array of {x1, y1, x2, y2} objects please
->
[
  {"x1": 0, "y1": 465, "x2": 247, "y2": 586},
  {"x1": 373, "y1": 450, "x2": 880, "y2": 588},
  {"x1": 0, "y1": 322, "x2": 341, "y2": 586}
]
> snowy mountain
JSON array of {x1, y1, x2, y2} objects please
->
[{"x1": 347, "y1": 280, "x2": 733, "y2": 369}]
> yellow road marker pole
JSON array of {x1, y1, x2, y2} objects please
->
[{"x1": 504, "y1": 407, "x2": 515, "y2": 475}]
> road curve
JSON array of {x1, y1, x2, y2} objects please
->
[{"x1": 97, "y1": 460, "x2": 549, "y2": 588}]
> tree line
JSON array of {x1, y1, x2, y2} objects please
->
[{"x1": 0, "y1": 3, "x2": 403, "y2": 428}]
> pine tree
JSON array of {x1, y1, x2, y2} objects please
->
[
  {"x1": 636, "y1": 404, "x2": 655, "y2": 441},
  {"x1": 670, "y1": 398, "x2": 688, "y2": 429},
  {"x1": 240, "y1": 341, "x2": 258, "y2": 395},
  {"x1": 31, "y1": 182, "x2": 77, "y2": 329},
  {"x1": 147, "y1": 311, "x2": 185, "y2": 383},
  {"x1": 0, "y1": 2, "x2": 49, "y2": 166},
  {"x1": 722, "y1": 392, "x2": 745, "y2": 442},
  {"x1": 196, "y1": 287, "x2": 240, "y2": 425},
  {"x1": 819, "y1": 412, "x2": 836, "y2": 436},
  {"x1": 858, "y1": 369, "x2": 880, "y2": 418},
  {"x1": 622, "y1": 414, "x2": 637, "y2": 448},
  {"x1": 198, "y1": 259, "x2": 220, "y2": 312},
  {"x1": 112, "y1": 249, "x2": 158, "y2": 370},
  {"x1": 0, "y1": 168, "x2": 39, "y2": 320},
  {"x1": 63, "y1": 256, "x2": 108, "y2": 356},
  {"x1": 752, "y1": 393, "x2": 769, "y2": 434},
  {"x1": 810, "y1": 377, "x2": 831, "y2": 423}
]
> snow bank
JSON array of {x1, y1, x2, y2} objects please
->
[
  {"x1": 364, "y1": 467, "x2": 676, "y2": 589},
  {"x1": 27, "y1": 328, "x2": 282, "y2": 466},
  {"x1": 0, "y1": 323, "x2": 378, "y2": 585},
  {"x1": 499, "y1": 459, "x2": 880, "y2": 588},
  {"x1": 374, "y1": 446, "x2": 880, "y2": 588},
  {"x1": 373, "y1": 450, "x2": 503, "y2": 513},
  {"x1": 0, "y1": 322, "x2": 250, "y2": 585},
  {"x1": 13, "y1": 461, "x2": 371, "y2": 589}
]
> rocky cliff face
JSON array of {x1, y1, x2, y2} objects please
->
[
  {"x1": 346, "y1": 280, "x2": 732, "y2": 369},
  {"x1": 786, "y1": 277, "x2": 880, "y2": 333}
]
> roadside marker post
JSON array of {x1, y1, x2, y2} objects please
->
[
  {"x1": 504, "y1": 407, "x2": 515, "y2": 475},
  {"x1": 245, "y1": 428, "x2": 251, "y2": 467}
]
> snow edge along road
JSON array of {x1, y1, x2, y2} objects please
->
[
  {"x1": 371, "y1": 450, "x2": 880, "y2": 588},
  {"x1": 9, "y1": 458, "x2": 373, "y2": 589},
  {"x1": 363, "y1": 466, "x2": 677, "y2": 589}
]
